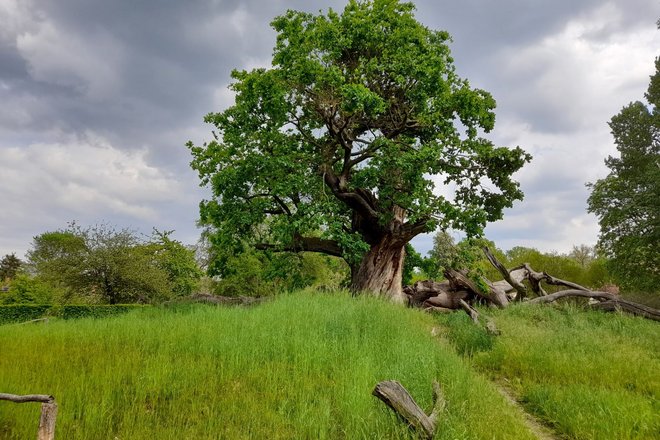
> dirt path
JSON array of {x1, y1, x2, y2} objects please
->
[{"x1": 494, "y1": 380, "x2": 559, "y2": 440}]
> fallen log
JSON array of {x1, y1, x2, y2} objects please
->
[
  {"x1": 527, "y1": 290, "x2": 660, "y2": 321},
  {"x1": 373, "y1": 380, "x2": 445, "y2": 440},
  {"x1": 404, "y1": 248, "x2": 660, "y2": 322},
  {"x1": 189, "y1": 293, "x2": 267, "y2": 306},
  {"x1": 445, "y1": 269, "x2": 509, "y2": 308}
]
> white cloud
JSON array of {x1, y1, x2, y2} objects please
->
[{"x1": 0, "y1": 132, "x2": 184, "y2": 256}]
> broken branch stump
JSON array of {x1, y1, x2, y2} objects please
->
[
  {"x1": 0, "y1": 393, "x2": 58, "y2": 440},
  {"x1": 373, "y1": 380, "x2": 445, "y2": 440}
]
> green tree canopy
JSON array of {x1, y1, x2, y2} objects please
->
[
  {"x1": 0, "y1": 253, "x2": 23, "y2": 281},
  {"x1": 27, "y1": 223, "x2": 201, "y2": 304},
  {"x1": 189, "y1": 0, "x2": 530, "y2": 301},
  {"x1": 587, "y1": 57, "x2": 660, "y2": 292}
]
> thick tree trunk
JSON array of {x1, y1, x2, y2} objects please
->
[{"x1": 351, "y1": 235, "x2": 406, "y2": 303}]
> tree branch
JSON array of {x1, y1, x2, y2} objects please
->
[
  {"x1": 526, "y1": 290, "x2": 660, "y2": 322},
  {"x1": 0, "y1": 393, "x2": 54, "y2": 404},
  {"x1": 482, "y1": 247, "x2": 528, "y2": 300},
  {"x1": 255, "y1": 236, "x2": 343, "y2": 258},
  {"x1": 373, "y1": 380, "x2": 444, "y2": 440}
]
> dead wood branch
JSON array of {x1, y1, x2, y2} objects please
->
[
  {"x1": 373, "y1": 380, "x2": 445, "y2": 440},
  {"x1": 527, "y1": 290, "x2": 660, "y2": 321},
  {"x1": 482, "y1": 247, "x2": 527, "y2": 299},
  {"x1": 405, "y1": 249, "x2": 660, "y2": 322},
  {"x1": 445, "y1": 269, "x2": 509, "y2": 308},
  {"x1": 458, "y1": 299, "x2": 480, "y2": 324},
  {"x1": 0, "y1": 393, "x2": 54, "y2": 403},
  {"x1": 189, "y1": 294, "x2": 268, "y2": 306},
  {"x1": 0, "y1": 393, "x2": 57, "y2": 440},
  {"x1": 404, "y1": 279, "x2": 454, "y2": 306}
]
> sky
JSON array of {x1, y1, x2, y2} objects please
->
[{"x1": 0, "y1": 0, "x2": 658, "y2": 259}]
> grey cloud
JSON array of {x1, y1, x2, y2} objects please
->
[{"x1": 0, "y1": 0, "x2": 658, "y2": 257}]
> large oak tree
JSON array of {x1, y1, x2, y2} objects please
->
[{"x1": 189, "y1": 0, "x2": 530, "y2": 301}]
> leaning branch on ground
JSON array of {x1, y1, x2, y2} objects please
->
[
  {"x1": 373, "y1": 380, "x2": 445, "y2": 440},
  {"x1": 527, "y1": 290, "x2": 660, "y2": 321},
  {"x1": 404, "y1": 248, "x2": 660, "y2": 322},
  {"x1": 189, "y1": 293, "x2": 269, "y2": 306}
]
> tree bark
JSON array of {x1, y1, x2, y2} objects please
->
[
  {"x1": 527, "y1": 290, "x2": 660, "y2": 321},
  {"x1": 482, "y1": 247, "x2": 527, "y2": 300},
  {"x1": 38, "y1": 402, "x2": 58, "y2": 440},
  {"x1": 373, "y1": 380, "x2": 445, "y2": 440},
  {"x1": 444, "y1": 269, "x2": 509, "y2": 308},
  {"x1": 351, "y1": 235, "x2": 406, "y2": 303},
  {"x1": 0, "y1": 394, "x2": 57, "y2": 440}
]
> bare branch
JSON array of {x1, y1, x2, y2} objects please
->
[
  {"x1": 482, "y1": 247, "x2": 528, "y2": 299},
  {"x1": 526, "y1": 290, "x2": 660, "y2": 322},
  {"x1": 0, "y1": 393, "x2": 54, "y2": 404}
]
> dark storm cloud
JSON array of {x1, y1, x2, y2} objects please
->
[{"x1": 0, "y1": 0, "x2": 658, "y2": 257}]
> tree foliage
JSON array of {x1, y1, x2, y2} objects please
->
[
  {"x1": 27, "y1": 223, "x2": 201, "y2": 304},
  {"x1": 188, "y1": 0, "x2": 530, "y2": 297},
  {"x1": 587, "y1": 57, "x2": 660, "y2": 292},
  {"x1": 0, "y1": 253, "x2": 23, "y2": 281}
]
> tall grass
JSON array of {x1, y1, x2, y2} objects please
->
[
  {"x1": 438, "y1": 304, "x2": 660, "y2": 440},
  {"x1": 0, "y1": 292, "x2": 533, "y2": 439}
]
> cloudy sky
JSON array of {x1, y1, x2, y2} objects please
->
[{"x1": 1, "y1": 0, "x2": 658, "y2": 259}]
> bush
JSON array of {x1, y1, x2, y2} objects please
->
[
  {"x1": 0, "y1": 305, "x2": 51, "y2": 325},
  {"x1": 0, "y1": 304, "x2": 148, "y2": 325}
]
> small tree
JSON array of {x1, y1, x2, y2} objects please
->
[
  {"x1": 28, "y1": 223, "x2": 177, "y2": 304},
  {"x1": 0, "y1": 253, "x2": 23, "y2": 281},
  {"x1": 568, "y1": 244, "x2": 594, "y2": 269},
  {"x1": 587, "y1": 56, "x2": 660, "y2": 292},
  {"x1": 149, "y1": 230, "x2": 203, "y2": 297},
  {"x1": 189, "y1": 0, "x2": 530, "y2": 301}
]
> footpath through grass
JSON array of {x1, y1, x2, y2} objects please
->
[
  {"x1": 438, "y1": 304, "x2": 660, "y2": 440},
  {"x1": 0, "y1": 292, "x2": 533, "y2": 440}
]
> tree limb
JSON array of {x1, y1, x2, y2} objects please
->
[
  {"x1": 526, "y1": 290, "x2": 660, "y2": 321},
  {"x1": 482, "y1": 247, "x2": 527, "y2": 300},
  {"x1": 255, "y1": 236, "x2": 343, "y2": 257},
  {"x1": 444, "y1": 269, "x2": 509, "y2": 308},
  {"x1": 0, "y1": 393, "x2": 54, "y2": 404},
  {"x1": 373, "y1": 380, "x2": 444, "y2": 440}
]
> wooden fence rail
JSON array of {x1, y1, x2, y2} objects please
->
[{"x1": 0, "y1": 393, "x2": 58, "y2": 440}]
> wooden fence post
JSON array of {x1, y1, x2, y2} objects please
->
[{"x1": 0, "y1": 393, "x2": 58, "y2": 440}]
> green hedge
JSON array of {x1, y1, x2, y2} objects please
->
[{"x1": 0, "y1": 304, "x2": 148, "y2": 325}]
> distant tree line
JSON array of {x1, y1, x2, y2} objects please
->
[{"x1": 0, "y1": 223, "x2": 202, "y2": 305}]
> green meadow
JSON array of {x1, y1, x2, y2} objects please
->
[
  {"x1": 1, "y1": 292, "x2": 658, "y2": 439},
  {"x1": 438, "y1": 304, "x2": 660, "y2": 439}
]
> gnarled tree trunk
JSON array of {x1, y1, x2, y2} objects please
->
[{"x1": 351, "y1": 235, "x2": 407, "y2": 303}]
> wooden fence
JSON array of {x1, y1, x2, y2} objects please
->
[{"x1": 0, "y1": 393, "x2": 57, "y2": 440}]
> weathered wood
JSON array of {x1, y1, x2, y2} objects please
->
[
  {"x1": 189, "y1": 294, "x2": 267, "y2": 306},
  {"x1": 458, "y1": 299, "x2": 480, "y2": 324},
  {"x1": 0, "y1": 393, "x2": 54, "y2": 404},
  {"x1": 527, "y1": 290, "x2": 660, "y2": 321},
  {"x1": 404, "y1": 279, "x2": 454, "y2": 306},
  {"x1": 0, "y1": 393, "x2": 57, "y2": 440},
  {"x1": 38, "y1": 401, "x2": 58, "y2": 440},
  {"x1": 445, "y1": 269, "x2": 509, "y2": 308},
  {"x1": 482, "y1": 247, "x2": 528, "y2": 300},
  {"x1": 404, "y1": 250, "x2": 660, "y2": 322},
  {"x1": 352, "y1": 235, "x2": 407, "y2": 303},
  {"x1": 423, "y1": 290, "x2": 468, "y2": 309},
  {"x1": 373, "y1": 380, "x2": 444, "y2": 440},
  {"x1": 490, "y1": 268, "x2": 527, "y2": 296}
]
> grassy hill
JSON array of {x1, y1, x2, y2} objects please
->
[{"x1": 1, "y1": 292, "x2": 658, "y2": 439}]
